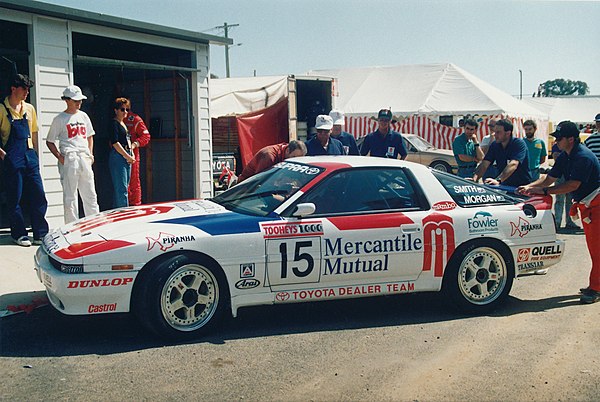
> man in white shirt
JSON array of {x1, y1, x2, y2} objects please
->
[{"x1": 46, "y1": 85, "x2": 99, "y2": 223}]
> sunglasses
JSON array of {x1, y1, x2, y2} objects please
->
[{"x1": 119, "y1": 108, "x2": 130, "y2": 112}]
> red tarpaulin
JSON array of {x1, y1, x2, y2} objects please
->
[{"x1": 237, "y1": 97, "x2": 289, "y2": 166}]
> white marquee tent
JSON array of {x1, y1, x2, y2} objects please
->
[
  {"x1": 523, "y1": 96, "x2": 600, "y2": 125},
  {"x1": 308, "y1": 63, "x2": 547, "y2": 119},
  {"x1": 306, "y1": 63, "x2": 548, "y2": 148}
]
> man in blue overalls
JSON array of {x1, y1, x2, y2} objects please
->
[{"x1": 0, "y1": 74, "x2": 49, "y2": 246}]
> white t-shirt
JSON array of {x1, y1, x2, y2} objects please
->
[{"x1": 46, "y1": 110, "x2": 95, "y2": 155}]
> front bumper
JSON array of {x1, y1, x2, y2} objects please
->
[{"x1": 34, "y1": 247, "x2": 137, "y2": 315}]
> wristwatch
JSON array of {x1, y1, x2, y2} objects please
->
[{"x1": 474, "y1": 143, "x2": 480, "y2": 147}]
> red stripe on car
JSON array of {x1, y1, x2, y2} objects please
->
[
  {"x1": 328, "y1": 213, "x2": 414, "y2": 231},
  {"x1": 54, "y1": 240, "x2": 135, "y2": 260}
]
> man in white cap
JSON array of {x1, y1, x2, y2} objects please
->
[
  {"x1": 329, "y1": 110, "x2": 359, "y2": 155},
  {"x1": 306, "y1": 115, "x2": 345, "y2": 156},
  {"x1": 46, "y1": 85, "x2": 99, "y2": 223}
]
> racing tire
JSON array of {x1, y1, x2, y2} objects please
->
[
  {"x1": 429, "y1": 161, "x2": 452, "y2": 173},
  {"x1": 133, "y1": 253, "x2": 228, "y2": 339},
  {"x1": 442, "y1": 240, "x2": 514, "y2": 313}
]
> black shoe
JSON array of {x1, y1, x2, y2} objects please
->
[
  {"x1": 580, "y1": 287, "x2": 592, "y2": 295},
  {"x1": 580, "y1": 290, "x2": 600, "y2": 304}
]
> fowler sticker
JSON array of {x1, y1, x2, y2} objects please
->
[{"x1": 467, "y1": 211, "x2": 499, "y2": 234}]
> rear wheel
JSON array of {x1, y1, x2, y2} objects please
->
[
  {"x1": 443, "y1": 241, "x2": 514, "y2": 313},
  {"x1": 430, "y1": 161, "x2": 452, "y2": 173},
  {"x1": 133, "y1": 253, "x2": 228, "y2": 339}
]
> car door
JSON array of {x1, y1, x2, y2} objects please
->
[{"x1": 265, "y1": 167, "x2": 429, "y2": 292}]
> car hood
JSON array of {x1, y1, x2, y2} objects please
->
[{"x1": 44, "y1": 199, "x2": 277, "y2": 262}]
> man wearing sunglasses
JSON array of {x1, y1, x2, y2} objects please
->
[
  {"x1": 47, "y1": 85, "x2": 99, "y2": 223},
  {"x1": 0, "y1": 74, "x2": 49, "y2": 246}
]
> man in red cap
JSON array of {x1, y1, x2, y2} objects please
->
[
  {"x1": 518, "y1": 121, "x2": 600, "y2": 303},
  {"x1": 124, "y1": 108, "x2": 151, "y2": 205}
]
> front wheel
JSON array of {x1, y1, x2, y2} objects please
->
[
  {"x1": 443, "y1": 241, "x2": 514, "y2": 313},
  {"x1": 133, "y1": 254, "x2": 228, "y2": 339}
]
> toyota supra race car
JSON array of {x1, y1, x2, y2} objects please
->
[{"x1": 35, "y1": 156, "x2": 564, "y2": 339}]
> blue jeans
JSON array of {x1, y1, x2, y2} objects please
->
[
  {"x1": 4, "y1": 149, "x2": 49, "y2": 240},
  {"x1": 109, "y1": 149, "x2": 131, "y2": 208},
  {"x1": 553, "y1": 176, "x2": 575, "y2": 227}
]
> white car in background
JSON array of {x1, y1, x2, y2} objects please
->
[{"x1": 35, "y1": 157, "x2": 563, "y2": 339}]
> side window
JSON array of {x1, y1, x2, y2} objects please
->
[
  {"x1": 293, "y1": 168, "x2": 422, "y2": 216},
  {"x1": 432, "y1": 171, "x2": 511, "y2": 207}
]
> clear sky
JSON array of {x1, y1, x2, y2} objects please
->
[{"x1": 45, "y1": 0, "x2": 600, "y2": 97}]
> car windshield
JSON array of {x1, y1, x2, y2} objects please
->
[
  {"x1": 408, "y1": 135, "x2": 435, "y2": 151},
  {"x1": 212, "y1": 161, "x2": 325, "y2": 216}
]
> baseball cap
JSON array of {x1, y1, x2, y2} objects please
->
[
  {"x1": 550, "y1": 121, "x2": 579, "y2": 139},
  {"x1": 595, "y1": 113, "x2": 600, "y2": 122},
  {"x1": 329, "y1": 110, "x2": 345, "y2": 126},
  {"x1": 11, "y1": 74, "x2": 34, "y2": 88},
  {"x1": 62, "y1": 85, "x2": 87, "y2": 101},
  {"x1": 315, "y1": 115, "x2": 333, "y2": 130},
  {"x1": 378, "y1": 109, "x2": 392, "y2": 120}
]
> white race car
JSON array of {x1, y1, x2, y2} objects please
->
[{"x1": 35, "y1": 156, "x2": 564, "y2": 339}]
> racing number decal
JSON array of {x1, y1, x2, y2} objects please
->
[
  {"x1": 267, "y1": 237, "x2": 321, "y2": 286},
  {"x1": 280, "y1": 241, "x2": 314, "y2": 278}
]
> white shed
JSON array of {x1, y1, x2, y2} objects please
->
[{"x1": 0, "y1": 0, "x2": 230, "y2": 228}]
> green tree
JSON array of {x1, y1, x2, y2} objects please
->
[{"x1": 540, "y1": 79, "x2": 589, "y2": 96}]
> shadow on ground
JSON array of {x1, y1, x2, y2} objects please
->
[{"x1": 0, "y1": 290, "x2": 582, "y2": 358}]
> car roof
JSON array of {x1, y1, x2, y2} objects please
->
[{"x1": 288, "y1": 155, "x2": 431, "y2": 172}]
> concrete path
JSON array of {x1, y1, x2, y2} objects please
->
[{"x1": 0, "y1": 230, "x2": 47, "y2": 317}]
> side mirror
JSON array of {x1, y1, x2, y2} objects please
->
[{"x1": 292, "y1": 203, "x2": 316, "y2": 217}]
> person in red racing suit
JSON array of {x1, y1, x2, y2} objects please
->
[{"x1": 124, "y1": 112, "x2": 150, "y2": 205}]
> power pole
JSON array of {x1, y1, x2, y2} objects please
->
[{"x1": 217, "y1": 22, "x2": 239, "y2": 78}]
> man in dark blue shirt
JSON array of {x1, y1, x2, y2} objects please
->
[
  {"x1": 329, "y1": 110, "x2": 359, "y2": 155},
  {"x1": 518, "y1": 121, "x2": 600, "y2": 304},
  {"x1": 473, "y1": 118, "x2": 531, "y2": 187},
  {"x1": 359, "y1": 109, "x2": 407, "y2": 159},
  {"x1": 306, "y1": 115, "x2": 344, "y2": 156}
]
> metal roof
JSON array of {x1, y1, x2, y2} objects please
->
[{"x1": 0, "y1": 0, "x2": 232, "y2": 46}]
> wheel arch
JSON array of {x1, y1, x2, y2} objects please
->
[
  {"x1": 443, "y1": 237, "x2": 515, "y2": 287},
  {"x1": 130, "y1": 250, "x2": 231, "y2": 314}
]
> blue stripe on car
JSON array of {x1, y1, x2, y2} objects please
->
[{"x1": 155, "y1": 213, "x2": 278, "y2": 235}]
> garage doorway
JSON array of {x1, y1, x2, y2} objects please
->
[{"x1": 72, "y1": 32, "x2": 196, "y2": 210}]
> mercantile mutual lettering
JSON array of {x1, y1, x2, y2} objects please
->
[{"x1": 323, "y1": 234, "x2": 422, "y2": 275}]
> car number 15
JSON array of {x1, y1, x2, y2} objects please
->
[{"x1": 266, "y1": 237, "x2": 322, "y2": 286}]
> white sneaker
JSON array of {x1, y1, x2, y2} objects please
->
[
  {"x1": 13, "y1": 236, "x2": 31, "y2": 247},
  {"x1": 534, "y1": 269, "x2": 549, "y2": 275}
]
